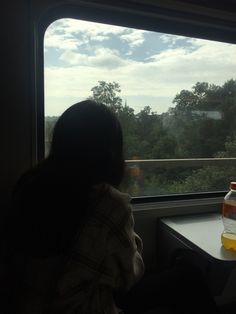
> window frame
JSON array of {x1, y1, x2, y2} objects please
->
[{"x1": 35, "y1": 1, "x2": 236, "y2": 209}]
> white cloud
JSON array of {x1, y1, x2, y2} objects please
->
[
  {"x1": 160, "y1": 34, "x2": 187, "y2": 46},
  {"x1": 44, "y1": 30, "x2": 80, "y2": 50},
  {"x1": 143, "y1": 39, "x2": 236, "y2": 84},
  {"x1": 120, "y1": 29, "x2": 146, "y2": 48},
  {"x1": 44, "y1": 23, "x2": 236, "y2": 116},
  {"x1": 44, "y1": 18, "x2": 129, "y2": 50},
  {"x1": 147, "y1": 47, "x2": 188, "y2": 62},
  {"x1": 93, "y1": 35, "x2": 110, "y2": 41},
  {"x1": 57, "y1": 18, "x2": 127, "y2": 36},
  {"x1": 45, "y1": 19, "x2": 147, "y2": 53},
  {"x1": 59, "y1": 48, "x2": 128, "y2": 69}
]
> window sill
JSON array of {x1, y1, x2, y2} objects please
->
[{"x1": 132, "y1": 196, "x2": 223, "y2": 217}]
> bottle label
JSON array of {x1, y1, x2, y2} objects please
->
[
  {"x1": 222, "y1": 217, "x2": 236, "y2": 234},
  {"x1": 223, "y1": 202, "x2": 236, "y2": 220}
]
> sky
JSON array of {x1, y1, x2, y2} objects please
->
[{"x1": 44, "y1": 18, "x2": 236, "y2": 116}]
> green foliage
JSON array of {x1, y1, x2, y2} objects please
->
[
  {"x1": 167, "y1": 79, "x2": 236, "y2": 158},
  {"x1": 89, "y1": 81, "x2": 122, "y2": 113},
  {"x1": 167, "y1": 166, "x2": 236, "y2": 193},
  {"x1": 215, "y1": 135, "x2": 236, "y2": 157},
  {"x1": 45, "y1": 79, "x2": 236, "y2": 196}
]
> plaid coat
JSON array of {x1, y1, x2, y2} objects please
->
[
  {"x1": 52, "y1": 185, "x2": 144, "y2": 313},
  {"x1": 20, "y1": 185, "x2": 144, "y2": 314}
]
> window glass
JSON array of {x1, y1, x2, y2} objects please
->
[{"x1": 44, "y1": 18, "x2": 236, "y2": 196}]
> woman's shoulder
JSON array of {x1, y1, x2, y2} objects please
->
[
  {"x1": 91, "y1": 184, "x2": 132, "y2": 215},
  {"x1": 109, "y1": 185, "x2": 131, "y2": 204},
  {"x1": 93, "y1": 183, "x2": 130, "y2": 202}
]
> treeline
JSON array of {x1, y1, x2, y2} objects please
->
[{"x1": 45, "y1": 79, "x2": 236, "y2": 196}]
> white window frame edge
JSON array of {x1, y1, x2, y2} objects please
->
[{"x1": 132, "y1": 196, "x2": 223, "y2": 217}]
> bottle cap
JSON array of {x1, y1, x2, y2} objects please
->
[{"x1": 230, "y1": 182, "x2": 236, "y2": 190}]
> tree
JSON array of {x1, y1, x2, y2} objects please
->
[
  {"x1": 87, "y1": 79, "x2": 236, "y2": 195},
  {"x1": 89, "y1": 81, "x2": 123, "y2": 113},
  {"x1": 117, "y1": 104, "x2": 138, "y2": 158},
  {"x1": 165, "y1": 81, "x2": 236, "y2": 158},
  {"x1": 215, "y1": 135, "x2": 236, "y2": 158}
]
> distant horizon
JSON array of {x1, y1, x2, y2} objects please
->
[
  {"x1": 44, "y1": 18, "x2": 236, "y2": 117},
  {"x1": 44, "y1": 95, "x2": 173, "y2": 117}
]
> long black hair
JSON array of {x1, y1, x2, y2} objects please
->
[
  {"x1": 4, "y1": 100, "x2": 125, "y2": 259},
  {"x1": 50, "y1": 100, "x2": 125, "y2": 187}
]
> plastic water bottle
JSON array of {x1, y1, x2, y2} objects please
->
[{"x1": 221, "y1": 182, "x2": 236, "y2": 250}]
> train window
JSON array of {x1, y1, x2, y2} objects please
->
[{"x1": 44, "y1": 18, "x2": 236, "y2": 197}]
